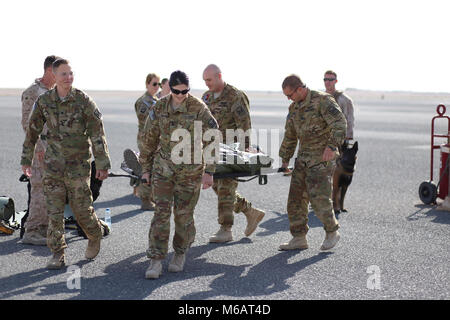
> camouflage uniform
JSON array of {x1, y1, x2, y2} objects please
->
[
  {"x1": 202, "y1": 83, "x2": 252, "y2": 227},
  {"x1": 139, "y1": 94, "x2": 218, "y2": 259},
  {"x1": 134, "y1": 92, "x2": 158, "y2": 202},
  {"x1": 279, "y1": 89, "x2": 346, "y2": 236},
  {"x1": 20, "y1": 87, "x2": 111, "y2": 253},
  {"x1": 21, "y1": 79, "x2": 50, "y2": 236},
  {"x1": 332, "y1": 90, "x2": 354, "y2": 139}
]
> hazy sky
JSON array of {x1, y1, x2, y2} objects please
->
[{"x1": 1, "y1": 0, "x2": 449, "y2": 93}]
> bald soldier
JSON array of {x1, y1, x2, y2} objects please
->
[
  {"x1": 202, "y1": 64, "x2": 265, "y2": 243},
  {"x1": 21, "y1": 58, "x2": 111, "y2": 269},
  {"x1": 20, "y1": 55, "x2": 59, "y2": 245},
  {"x1": 279, "y1": 74, "x2": 346, "y2": 251}
]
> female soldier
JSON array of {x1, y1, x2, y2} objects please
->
[
  {"x1": 140, "y1": 70, "x2": 218, "y2": 279},
  {"x1": 129, "y1": 73, "x2": 161, "y2": 210}
]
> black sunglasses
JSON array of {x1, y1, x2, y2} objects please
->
[
  {"x1": 171, "y1": 88, "x2": 190, "y2": 95},
  {"x1": 323, "y1": 78, "x2": 336, "y2": 82},
  {"x1": 151, "y1": 82, "x2": 161, "y2": 87}
]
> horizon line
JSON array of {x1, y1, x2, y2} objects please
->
[{"x1": 1, "y1": 87, "x2": 450, "y2": 96}]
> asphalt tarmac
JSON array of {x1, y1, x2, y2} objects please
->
[{"x1": 0, "y1": 89, "x2": 449, "y2": 301}]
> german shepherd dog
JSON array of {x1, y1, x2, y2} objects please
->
[{"x1": 332, "y1": 141, "x2": 358, "y2": 215}]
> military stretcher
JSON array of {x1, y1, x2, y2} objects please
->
[
  {"x1": 112, "y1": 165, "x2": 291, "y2": 186},
  {"x1": 112, "y1": 143, "x2": 290, "y2": 186}
]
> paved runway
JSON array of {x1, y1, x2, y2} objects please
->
[{"x1": 0, "y1": 89, "x2": 449, "y2": 301}]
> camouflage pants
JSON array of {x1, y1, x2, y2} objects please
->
[
  {"x1": 287, "y1": 159, "x2": 339, "y2": 236},
  {"x1": 25, "y1": 155, "x2": 48, "y2": 236},
  {"x1": 212, "y1": 178, "x2": 251, "y2": 227},
  {"x1": 147, "y1": 170, "x2": 202, "y2": 260},
  {"x1": 137, "y1": 179, "x2": 153, "y2": 202},
  {"x1": 43, "y1": 173, "x2": 102, "y2": 253}
]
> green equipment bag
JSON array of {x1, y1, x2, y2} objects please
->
[{"x1": 215, "y1": 143, "x2": 273, "y2": 175}]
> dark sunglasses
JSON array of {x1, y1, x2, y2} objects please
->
[
  {"x1": 323, "y1": 78, "x2": 336, "y2": 82},
  {"x1": 171, "y1": 88, "x2": 190, "y2": 95},
  {"x1": 151, "y1": 82, "x2": 161, "y2": 87}
]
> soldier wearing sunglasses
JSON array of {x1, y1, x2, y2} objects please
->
[
  {"x1": 139, "y1": 70, "x2": 219, "y2": 279},
  {"x1": 133, "y1": 73, "x2": 160, "y2": 210},
  {"x1": 323, "y1": 70, "x2": 354, "y2": 141},
  {"x1": 202, "y1": 64, "x2": 265, "y2": 244},
  {"x1": 279, "y1": 74, "x2": 346, "y2": 252}
]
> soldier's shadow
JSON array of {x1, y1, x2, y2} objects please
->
[
  {"x1": 68, "y1": 241, "x2": 255, "y2": 300},
  {"x1": 256, "y1": 211, "x2": 324, "y2": 237},
  {"x1": 93, "y1": 193, "x2": 140, "y2": 210},
  {"x1": 0, "y1": 257, "x2": 94, "y2": 299},
  {"x1": 182, "y1": 251, "x2": 333, "y2": 299},
  {"x1": 0, "y1": 236, "x2": 49, "y2": 258}
]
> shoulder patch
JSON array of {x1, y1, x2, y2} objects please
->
[
  {"x1": 93, "y1": 108, "x2": 102, "y2": 120},
  {"x1": 208, "y1": 117, "x2": 218, "y2": 129},
  {"x1": 327, "y1": 104, "x2": 340, "y2": 116},
  {"x1": 202, "y1": 93, "x2": 211, "y2": 105},
  {"x1": 235, "y1": 105, "x2": 246, "y2": 117}
]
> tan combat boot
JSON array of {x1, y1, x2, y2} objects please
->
[
  {"x1": 85, "y1": 237, "x2": 101, "y2": 259},
  {"x1": 145, "y1": 259, "x2": 163, "y2": 279},
  {"x1": 21, "y1": 230, "x2": 47, "y2": 246},
  {"x1": 141, "y1": 199, "x2": 155, "y2": 211},
  {"x1": 46, "y1": 250, "x2": 66, "y2": 269},
  {"x1": 320, "y1": 230, "x2": 340, "y2": 250},
  {"x1": 209, "y1": 226, "x2": 233, "y2": 243},
  {"x1": 168, "y1": 252, "x2": 186, "y2": 273},
  {"x1": 242, "y1": 207, "x2": 265, "y2": 236},
  {"x1": 279, "y1": 235, "x2": 309, "y2": 250}
]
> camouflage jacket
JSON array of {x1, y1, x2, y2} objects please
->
[
  {"x1": 279, "y1": 89, "x2": 347, "y2": 166},
  {"x1": 139, "y1": 94, "x2": 219, "y2": 176},
  {"x1": 332, "y1": 90, "x2": 354, "y2": 139},
  {"x1": 21, "y1": 79, "x2": 50, "y2": 154},
  {"x1": 21, "y1": 87, "x2": 111, "y2": 177},
  {"x1": 202, "y1": 83, "x2": 251, "y2": 149},
  {"x1": 135, "y1": 91, "x2": 158, "y2": 134}
]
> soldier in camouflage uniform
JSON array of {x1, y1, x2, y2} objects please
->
[
  {"x1": 20, "y1": 59, "x2": 111, "y2": 269},
  {"x1": 139, "y1": 71, "x2": 218, "y2": 279},
  {"x1": 278, "y1": 74, "x2": 346, "y2": 251},
  {"x1": 20, "y1": 55, "x2": 59, "y2": 246},
  {"x1": 202, "y1": 64, "x2": 265, "y2": 243},
  {"x1": 131, "y1": 73, "x2": 160, "y2": 210}
]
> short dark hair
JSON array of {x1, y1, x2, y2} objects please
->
[
  {"x1": 52, "y1": 58, "x2": 70, "y2": 71},
  {"x1": 169, "y1": 70, "x2": 189, "y2": 88},
  {"x1": 161, "y1": 78, "x2": 168, "y2": 85},
  {"x1": 44, "y1": 55, "x2": 60, "y2": 70},
  {"x1": 324, "y1": 70, "x2": 337, "y2": 78},
  {"x1": 282, "y1": 74, "x2": 305, "y2": 90}
]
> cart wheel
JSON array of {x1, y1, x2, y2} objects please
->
[{"x1": 418, "y1": 181, "x2": 437, "y2": 204}]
